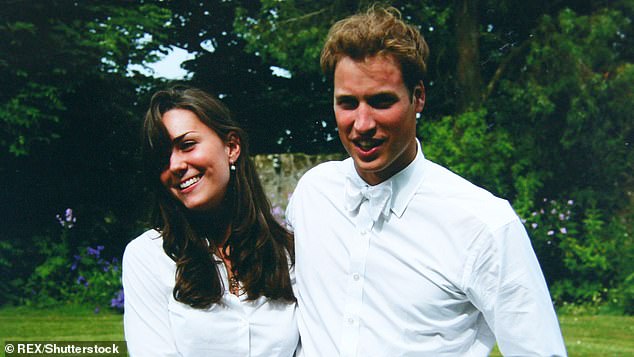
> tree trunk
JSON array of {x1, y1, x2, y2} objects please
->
[{"x1": 455, "y1": 0, "x2": 483, "y2": 112}]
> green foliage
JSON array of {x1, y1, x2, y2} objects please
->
[
  {"x1": 0, "y1": 83, "x2": 65, "y2": 156},
  {"x1": 67, "y1": 246, "x2": 123, "y2": 311},
  {"x1": 0, "y1": 1, "x2": 170, "y2": 156},
  {"x1": 521, "y1": 199, "x2": 631, "y2": 306},
  {"x1": 23, "y1": 234, "x2": 73, "y2": 306},
  {"x1": 493, "y1": 6, "x2": 633, "y2": 212},
  {"x1": 0, "y1": 240, "x2": 26, "y2": 305},
  {"x1": 235, "y1": 0, "x2": 340, "y2": 75},
  {"x1": 419, "y1": 108, "x2": 515, "y2": 198},
  {"x1": 22, "y1": 209, "x2": 123, "y2": 312},
  {"x1": 616, "y1": 273, "x2": 634, "y2": 315}
]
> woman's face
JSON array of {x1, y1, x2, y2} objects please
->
[{"x1": 159, "y1": 108, "x2": 240, "y2": 212}]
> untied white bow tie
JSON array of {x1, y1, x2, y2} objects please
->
[{"x1": 344, "y1": 176, "x2": 393, "y2": 224}]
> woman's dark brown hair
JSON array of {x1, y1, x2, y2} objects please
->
[{"x1": 142, "y1": 86, "x2": 295, "y2": 308}]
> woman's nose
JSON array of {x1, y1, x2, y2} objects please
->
[{"x1": 168, "y1": 152, "x2": 187, "y2": 177}]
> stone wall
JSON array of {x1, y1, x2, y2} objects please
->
[{"x1": 253, "y1": 152, "x2": 346, "y2": 212}]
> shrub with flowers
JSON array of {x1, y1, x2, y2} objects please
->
[
  {"x1": 24, "y1": 209, "x2": 123, "y2": 312},
  {"x1": 68, "y1": 245, "x2": 124, "y2": 312},
  {"x1": 522, "y1": 198, "x2": 623, "y2": 306}
]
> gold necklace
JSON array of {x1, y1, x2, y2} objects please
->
[
  {"x1": 228, "y1": 275, "x2": 241, "y2": 296},
  {"x1": 207, "y1": 238, "x2": 241, "y2": 296}
]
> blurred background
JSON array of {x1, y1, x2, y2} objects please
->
[{"x1": 0, "y1": 0, "x2": 632, "y2": 315}]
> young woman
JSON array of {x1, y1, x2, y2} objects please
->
[{"x1": 122, "y1": 87, "x2": 298, "y2": 356}]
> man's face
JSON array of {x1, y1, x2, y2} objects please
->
[{"x1": 333, "y1": 55, "x2": 425, "y2": 185}]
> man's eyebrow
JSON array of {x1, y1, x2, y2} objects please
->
[
  {"x1": 367, "y1": 92, "x2": 398, "y2": 99},
  {"x1": 335, "y1": 94, "x2": 355, "y2": 99}
]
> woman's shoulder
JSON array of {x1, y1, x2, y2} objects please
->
[{"x1": 123, "y1": 229, "x2": 168, "y2": 263}]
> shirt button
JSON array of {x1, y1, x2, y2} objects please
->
[
  {"x1": 352, "y1": 273, "x2": 360, "y2": 281},
  {"x1": 347, "y1": 318, "x2": 355, "y2": 325},
  {"x1": 360, "y1": 229, "x2": 367, "y2": 235}
]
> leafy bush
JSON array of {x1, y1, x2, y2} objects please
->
[
  {"x1": 67, "y1": 245, "x2": 123, "y2": 312},
  {"x1": 22, "y1": 209, "x2": 123, "y2": 312},
  {"x1": 522, "y1": 199, "x2": 628, "y2": 306}
]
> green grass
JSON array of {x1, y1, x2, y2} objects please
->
[
  {"x1": 1, "y1": 305, "x2": 632, "y2": 356},
  {"x1": 0, "y1": 304, "x2": 123, "y2": 345},
  {"x1": 489, "y1": 314, "x2": 634, "y2": 356}
]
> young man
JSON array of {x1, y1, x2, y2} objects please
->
[{"x1": 286, "y1": 6, "x2": 566, "y2": 357}]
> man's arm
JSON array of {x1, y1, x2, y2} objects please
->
[{"x1": 464, "y1": 219, "x2": 567, "y2": 356}]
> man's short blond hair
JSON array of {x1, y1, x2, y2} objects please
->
[{"x1": 320, "y1": 5, "x2": 429, "y2": 92}]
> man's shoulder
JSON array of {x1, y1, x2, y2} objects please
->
[
  {"x1": 422, "y1": 160, "x2": 517, "y2": 229},
  {"x1": 297, "y1": 158, "x2": 349, "y2": 188}
]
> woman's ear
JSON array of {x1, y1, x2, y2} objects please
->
[{"x1": 225, "y1": 132, "x2": 241, "y2": 164}]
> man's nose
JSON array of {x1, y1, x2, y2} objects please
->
[{"x1": 353, "y1": 103, "x2": 376, "y2": 134}]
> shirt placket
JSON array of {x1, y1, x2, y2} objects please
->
[
  {"x1": 219, "y1": 261, "x2": 251, "y2": 356},
  {"x1": 340, "y1": 201, "x2": 373, "y2": 357}
]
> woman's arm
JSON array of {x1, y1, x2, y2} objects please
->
[{"x1": 122, "y1": 231, "x2": 179, "y2": 357}]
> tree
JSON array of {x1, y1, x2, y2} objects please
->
[
  {"x1": 159, "y1": 0, "x2": 340, "y2": 154},
  {"x1": 0, "y1": 1, "x2": 172, "y2": 304},
  {"x1": 0, "y1": 1, "x2": 170, "y2": 156}
]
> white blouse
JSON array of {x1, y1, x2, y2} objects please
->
[{"x1": 122, "y1": 229, "x2": 299, "y2": 357}]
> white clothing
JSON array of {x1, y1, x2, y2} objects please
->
[
  {"x1": 122, "y1": 229, "x2": 299, "y2": 357},
  {"x1": 286, "y1": 143, "x2": 566, "y2": 357}
]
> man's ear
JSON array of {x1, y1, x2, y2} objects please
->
[
  {"x1": 413, "y1": 81, "x2": 426, "y2": 113},
  {"x1": 225, "y1": 132, "x2": 241, "y2": 163}
]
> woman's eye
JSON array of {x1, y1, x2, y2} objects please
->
[{"x1": 179, "y1": 141, "x2": 196, "y2": 150}]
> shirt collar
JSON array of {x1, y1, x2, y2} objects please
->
[{"x1": 344, "y1": 139, "x2": 427, "y2": 218}]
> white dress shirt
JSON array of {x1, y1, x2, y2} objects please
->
[
  {"x1": 122, "y1": 229, "x2": 299, "y2": 357},
  {"x1": 286, "y1": 141, "x2": 566, "y2": 357}
]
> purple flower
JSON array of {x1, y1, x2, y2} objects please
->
[
  {"x1": 560, "y1": 227, "x2": 568, "y2": 234},
  {"x1": 94, "y1": 307, "x2": 100, "y2": 314},
  {"x1": 547, "y1": 230, "x2": 555, "y2": 236},
  {"x1": 70, "y1": 254, "x2": 81, "y2": 271},
  {"x1": 111, "y1": 289, "x2": 125, "y2": 310},
  {"x1": 87, "y1": 246, "x2": 100, "y2": 258},
  {"x1": 77, "y1": 276, "x2": 88, "y2": 287},
  {"x1": 531, "y1": 223, "x2": 538, "y2": 229},
  {"x1": 271, "y1": 205, "x2": 285, "y2": 223},
  {"x1": 56, "y1": 208, "x2": 77, "y2": 228}
]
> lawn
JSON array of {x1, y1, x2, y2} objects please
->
[
  {"x1": 1, "y1": 305, "x2": 632, "y2": 356},
  {"x1": 0, "y1": 305, "x2": 124, "y2": 352}
]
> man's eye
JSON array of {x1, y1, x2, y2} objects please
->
[
  {"x1": 369, "y1": 96, "x2": 397, "y2": 109},
  {"x1": 336, "y1": 98, "x2": 358, "y2": 110}
]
